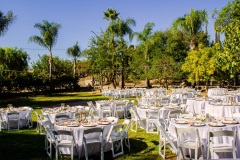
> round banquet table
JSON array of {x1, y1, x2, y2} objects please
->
[
  {"x1": 207, "y1": 88, "x2": 228, "y2": 97},
  {"x1": 95, "y1": 100, "x2": 129, "y2": 118},
  {"x1": 54, "y1": 122, "x2": 112, "y2": 158},
  {"x1": 137, "y1": 105, "x2": 181, "y2": 119},
  {"x1": 169, "y1": 119, "x2": 240, "y2": 159},
  {"x1": 0, "y1": 108, "x2": 31, "y2": 128},
  {"x1": 205, "y1": 102, "x2": 240, "y2": 117},
  {"x1": 186, "y1": 98, "x2": 212, "y2": 115}
]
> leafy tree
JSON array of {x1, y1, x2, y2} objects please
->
[
  {"x1": 182, "y1": 44, "x2": 216, "y2": 89},
  {"x1": 29, "y1": 20, "x2": 61, "y2": 91},
  {"x1": 66, "y1": 42, "x2": 81, "y2": 78},
  {"x1": 32, "y1": 54, "x2": 74, "y2": 91},
  {"x1": 127, "y1": 45, "x2": 145, "y2": 87},
  {"x1": 134, "y1": 22, "x2": 155, "y2": 88},
  {"x1": 0, "y1": 10, "x2": 16, "y2": 37},
  {"x1": 150, "y1": 54, "x2": 179, "y2": 89},
  {"x1": 172, "y1": 8, "x2": 209, "y2": 50},
  {"x1": 0, "y1": 47, "x2": 29, "y2": 93},
  {"x1": 104, "y1": 8, "x2": 119, "y2": 22},
  {"x1": 85, "y1": 31, "x2": 111, "y2": 89},
  {"x1": 112, "y1": 18, "x2": 136, "y2": 88},
  {"x1": 88, "y1": 8, "x2": 135, "y2": 89},
  {"x1": 213, "y1": 0, "x2": 240, "y2": 86},
  {"x1": 0, "y1": 47, "x2": 29, "y2": 71}
]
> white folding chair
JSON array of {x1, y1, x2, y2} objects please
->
[
  {"x1": 87, "y1": 101, "x2": 98, "y2": 118},
  {"x1": 45, "y1": 127, "x2": 56, "y2": 159},
  {"x1": 170, "y1": 96, "x2": 180, "y2": 105},
  {"x1": 99, "y1": 103, "x2": 112, "y2": 118},
  {"x1": 113, "y1": 102, "x2": 126, "y2": 119},
  {"x1": 0, "y1": 113, "x2": 6, "y2": 131},
  {"x1": 180, "y1": 104, "x2": 188, "y2": 114},
  {"x1": 167, "y1": 110, "x2": 182, "y2": 127},
  {"x1": 106, "y1": 124, "x2": 124, "y2": 158},
  {"x1": 35, "y1": 111, "x2": 48, "y2": 134},
  {"x1": 146, "y1": 109, "x2": 159, "y2": 134},
  {"x1": 207, "y1": 130, "x2": 236, "y2": 159},
  {"x1": 156, "y1": 119, "x2": 177, "y2": 159},
  {"x1": 161, "y1": 96, "x2": 170, "y2": 106},
  {"x1": 175, "y1": 127, "x2": 204, "y2": 160},
  {"x1": 125, "y1": 101, "x2": 134, "y2": 119},
  {"x1": 42, "y1": 120, "x2": 54, "y2": 131},
  {"x1": 120, "y1": 119, "x2": 131, "y2": 151},
  {"x1": 6, "y1": 111, "x2": 20, "y2": 131},
  {"x1": 20, "y1": 106, "x2": 33, "y2": 128},
  {"x1": 129, "y1": 107, "x2": 145, "y2": 132},
  {"x1": 55, "y1": 113, "x2": 70, "y2": 122},
  {"x1": 147, "y1": 98, "x2": 156, "y2": 105},
  {"x1": 181, "y1": 93, "x2": 189, "y2": 104},
  {"x1": 82, "y1": 127, "x2": 104, "y2": 160},
  {"x1": 54, "y1": 130, "x2": 78, "y2": 160}
]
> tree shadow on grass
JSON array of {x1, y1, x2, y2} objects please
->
[
  {"x1": 0, "y1": 129, "x2": 48, "y2": 160},
  {"x1": 85, "y1": 138, "x2": 148, "y2": 160},
  {"x1": 0, "y1": 96, "x2": 108, "y2": 109},
  {"x1": 0, "y1": 129, "x2": 149, "y2": 160}
]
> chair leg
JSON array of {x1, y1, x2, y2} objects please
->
[
  {"x1": 71, "y1": 146, "x2": 73, "y2": 160},
  {"x1": 50, "y1": 142, "x2": 52, "y2": 159},
  {"x1": 56, "y1": 146, "x2": 58, "y2": 160},
  {"x1": 207, "y1": 146, "x2": 209, "y2": 159},
  {"x1": 233, "y1": 149, "x2": 236, "y2": 159},
  {"x1": 180, "y1": 147, "x2": 184, "y2": 160},
  {"x1": 84, "y1": 143, "x2": 88, "y2": 160},
  {"x1": 125, "y1": 137, "x2": 130, "y2": 151},
  {"x1": 101, "y1": 142, "x2": 104, "y2": 160},
  {"x1": 195, "y1": 146, "x2": 198, "y2": 160}
]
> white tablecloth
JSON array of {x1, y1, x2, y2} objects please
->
[
  {"x1": 137, "y1": 106, "x2": 181, "y2": 119},
  {"x1": 205, "y1": 103, "x2": 240, "y2": 117},
  {"x1": 186, "y1": 98, "x2": 212, "y2": 115},
  {"x1": 207, "y1": 88, "x2": 228, "y2": 97},
  {"x1": 0, "y1": 108, "x2": 30, "y2": 128},
  {"x1": 54, "y1": 123, "x2": 112, "y2": 158},
  {"x1": 96, "y1": 100, "x2": 129, "y2": 118},
  {"x1": 169, "y1": 120, "x2": 240, "y2": 159}
]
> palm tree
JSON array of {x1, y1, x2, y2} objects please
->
[
  {"x1": 0, "y1": 10, "x2": 16, "y2": 37},
  {"x1": 104, "y1": 8, "x2": 120, "y2": 44},
  {"x1": 104, "y1": 8, "x2": 119, "y2": 22},
  {"x1": 66, "y1": 42, "x2": 81, "y2": 78},
  {"x1": 172, "y1": 8, "x2": 208, "y2": 50},
  {"x1": 114, "y1": 18, "x2": 136, "y2": 89},
  {"x1": 134, "y1": 22, "x2": 155, "y2": 88},
  {"x1": 29, "y1": 20, "x2": 61, "y2": 91}
]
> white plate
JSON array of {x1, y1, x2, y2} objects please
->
[
  {"x1": 82, "y1": 124, "x2": 98, "y2": 127},
  {"x1": 97, "y1": 122, "x2": 110, "y2": 125},
  {"x1": 67, "y1": 125, "x2": 80, "y2": 127},
  {"x1": 192, "y1": 123, "x2": 205, "y2": 127},
  {"x1": 208, "y1": 122, "x2": 226, "y2": 127}
]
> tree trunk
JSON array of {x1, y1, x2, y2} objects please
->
[
  {"x1": 73, "y1": 58, "x2": 76, "y2": 78},
  {"x1": 100, "y1": 73, "x2": 103, "y2": 91},
  {"x1": 190, "y1": 38, "x2": 196, "y2": 50},
  {"x1": 206, "y1": 80, "x2": 209, "y2": 93},
  {"x1": 121, "y1": 60, "x2": 125, "y2": 89},
  {"x1": 49, "y1": 51, "x2": 53, "y2": 93}
]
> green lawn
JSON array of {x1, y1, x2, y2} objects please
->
[{"x1": 0, "y1": 92, "x2": 176, "y2": 160}]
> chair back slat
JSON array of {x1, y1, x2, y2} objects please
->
[{"x1": 83, "y1": 127, "x2": 102, "y2": 134}]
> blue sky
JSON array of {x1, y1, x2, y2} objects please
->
[{"x1": 1, "y1": 0, "x2": 231, "y2": 66}]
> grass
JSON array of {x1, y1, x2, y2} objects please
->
[{"x1": 0, "y1": 92, "x2": 176, "y2": 160}]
